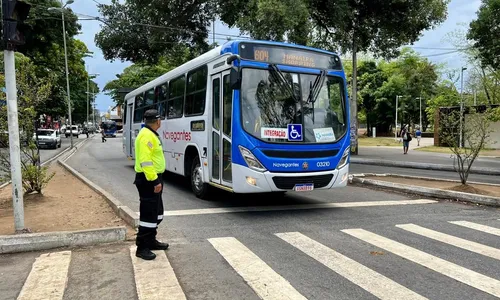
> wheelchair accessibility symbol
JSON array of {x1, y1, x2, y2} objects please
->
[{"x1": 287, "y1": 124, "x2": 303, "y2": 141}]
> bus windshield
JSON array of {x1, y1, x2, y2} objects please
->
[
  {"x1": 102, "y1": 122, "x2": 116, "y2": 130},
  {"x1": 240, "y1": 68, "x2": 347, "y2": 143}
]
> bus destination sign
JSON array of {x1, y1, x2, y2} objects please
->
[{"x1": 239, "y1": 43, "x2": 342, "y2": 70}]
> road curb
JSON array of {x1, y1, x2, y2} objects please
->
[
  {"x1": 58, "y1": 159, "x2": 139, "y2": 229},
  {"x1": 0, "y1": 226, "x2": 127, "y2": 254},
  {"x1": 350, "y1": 176, "x2": 500, "y2": 207},
  {"x1": 353, "y1": 173, "x2": 500, "y2": 188},
  {"x1": 350, "y1": 157, "x2": 500, "y2": 176}
]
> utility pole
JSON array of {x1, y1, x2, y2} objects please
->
[
  {"x1": 459, "y1": 66, "x2": 467, "y2": 148},
  {"x1": 86, "y1": 75, "x2": 89, "y2": 125},
  {"x1": 2, "y1": 0, "x2": 31, "y2": 232},
  {"x1": 395, "y1": 95, "x2": 401, "y2": 140}
]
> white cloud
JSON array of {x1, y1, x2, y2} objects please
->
[{"x1": 69, "y1": 0, "x2": 481, "y2": 112}]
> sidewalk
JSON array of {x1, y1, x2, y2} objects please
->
[{"x1": 352, "y1": 141, "x2": 500, "y2": 175}]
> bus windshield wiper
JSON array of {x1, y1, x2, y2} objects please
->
[
  {"x1": 307, "y1": 70, "x2": 327, "y2": 123},
  {"x1": 268, "y1": 64, "x2": 299, "y2": 103},
  {"x1": 307, "y1": 69, "x2": 327, "y2": 104}
]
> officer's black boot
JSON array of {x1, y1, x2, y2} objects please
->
[
  {"x1": 151, "y1": 240, "x2": 169, "y2": 250},
  {"x1": 136, "y1": 248, "x2": 156, "y2": 260}
]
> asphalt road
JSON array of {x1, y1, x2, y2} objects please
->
[{"x1": 2, "y1": 135, "x2": 490, "y2": 299}]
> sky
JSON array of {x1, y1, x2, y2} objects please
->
[{"x1": 71, "y1": 0, "x2": 482, "y2": 113}]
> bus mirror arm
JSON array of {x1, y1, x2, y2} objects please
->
[{"x1": 227, "y1": 55, "x2": 242, "y2": 90}]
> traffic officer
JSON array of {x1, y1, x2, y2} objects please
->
[{"x1": 134, "y1": 109, "x2": 169, "y2": 260}]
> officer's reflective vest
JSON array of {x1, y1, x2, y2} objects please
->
[{"x1": 134, "y1": 126, "x2": 165, "y2": 183}]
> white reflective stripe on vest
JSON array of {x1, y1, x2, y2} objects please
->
[
  {"x1": 139, "y1": 221, "x2": 157, "y2": 228},
  {"x1": 158, "y1": 215, "x2": 163, "y2": 220},
  {"x1": 140, "y1": 161, "x2": 153, "y2": 167}
]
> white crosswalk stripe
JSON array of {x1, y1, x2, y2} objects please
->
[
  {"x1": 449, "y1": 221, "x2": 500, "y2": 237},
  {"x1": 396, "y1": 223, "x2": 500, "y2": 260},
  {"x1": 342, "y1": 228, "x2": 500, "y2": 298},
  {"x1": 10, "y1": 220, "x2": 500, "y2": 300},
  {"x1": 276, "y1": 232, "x2": 428, "y2": 300},
  {"x1": 208, "y1": 236, "x2": 307, "y2": 300},
  {"x1": 17, "y1": 251, "x2": 71, "y2": 300},
  {"x1": 130, "y1": 246, "x2": 187, "y2": 300}
]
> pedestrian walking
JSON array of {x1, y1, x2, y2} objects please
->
[
  {"x1": 101, "y1": 128, "x2": 106, "y2": 143},
  {"x1": 400, "y1": 124, "x2": 412, "y2": 154},
  {"x1": 415, "y1": 127, "x2": 422, "y2": 146},
  {"x1": 134, "y1": 109, "x2": 168, "y2": 260},
  {"x1": 83, "y1": 127, "x2": 89, "y2": 138}
]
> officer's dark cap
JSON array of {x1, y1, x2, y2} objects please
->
[{"x1": 143, "y1": 109, "x2": 164, "y2": 121}]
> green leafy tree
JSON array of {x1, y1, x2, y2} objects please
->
[
  {"x1": 218, "y1": 0, "x2": 311, "y2": 45},
  {"x1": 467, "y1": 0, "x2": 500, "y2": 70},
  {"x1": 307, "y1": 0, "x2": 448, "y2": 152},
  {"x1": 95, "y1": 0, "x2": 214, "y2": 63},
  {"x1": 104, "y1": 54, "x2": 189, "y2": 106},
  {"x1": 0, "y1": 54, "x2": 55, "y2": 193}
]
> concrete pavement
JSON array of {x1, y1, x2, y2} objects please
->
[{"x1": 36, "y1": 133, "x2": 500, "y2": 300}]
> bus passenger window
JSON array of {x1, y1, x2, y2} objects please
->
[
  {"x1": 157, "y1": 84, "x2": 168, "y2": 117},
  {"x1": 144, "y1": 89, "x2": 155, "y2": 106},
  {"x1": 168, "y1": 75, "x2": 185, "y2": 119},
  {"x1": 133, "y1": 94, "x2": 144, "y2": 123},
  {"x1": 222, "y1": 74, "x2": 232, "y2": 137},
  {"x1": 185, "y1": 66, "x2": 207, "y2": 116}
]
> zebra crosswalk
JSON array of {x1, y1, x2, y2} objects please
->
[{"x1": 2, "y1": 219, "x2": 500, "y2": 300}]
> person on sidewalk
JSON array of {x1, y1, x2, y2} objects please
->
[
  {"x1": 400, "y1": 124, "x2": 412, "y2": 154},
  {"x1": 415, "y1": 127, "x2": 422, "y2": 146},
  {"x1": 134, "y1": 109, "x2": 168, "y2": 260}
]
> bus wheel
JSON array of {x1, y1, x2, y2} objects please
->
[{"x1": 191, "y1": 156, "x2": 210, "y2": 199}]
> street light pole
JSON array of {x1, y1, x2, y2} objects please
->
[
  {"x1": 48, "y1": 0, "x2": 74, "y2": 148},
  {"x1": 61, "y1": 2, "x2": 73, "y2": 148},
  {"x1": 459, "y1": 66, "x2": 467, "y2": 148}
]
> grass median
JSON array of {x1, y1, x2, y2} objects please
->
[{"x1": 358, "y1": 137, "x2": 400, "y2": 147}]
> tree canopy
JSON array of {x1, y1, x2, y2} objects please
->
[
  {"x1": 95, "y1": 0, "x2": 214, "y2": 63},
  {"x1": 1, "y1": 0, "x2": 100, "y2": 125},
  {"x1": 467, "y1": 0, "x2": 500, "y2": 70}
]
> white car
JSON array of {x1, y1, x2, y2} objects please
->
[
  {"x1": 34, "y1": 129, "x2": 61, "y2": 149},
  {"x1": 65, "y1": 125, "x2": 80, "y2": 138}
]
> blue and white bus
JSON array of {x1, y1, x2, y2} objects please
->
[
  {"x1": 123, "y1": 40, "x2": 350, "y2": 199},
  {"x1": 101, "y1": 120, "x2": 117, "y2": 137}
]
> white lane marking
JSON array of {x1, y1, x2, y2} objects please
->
[
  {"x1": 130, "y1": 246, "x2": 186, "y2": 300},
  {"x1": 17, "y1": 251, "x2": 72, "y2": 300},
  {"x1": 449, "y1": 221, "x2": 500, "y2": 237},
  {"x1": 144, "y1": 199, "x2": 438, "y2": 217},
  {"x1": 397, "y1": 224, "x2": 500, "y2": 261},
  {"x1": 208, "y1": 237, "x2": 307, "y2": 300},
  {"x1": 276, "y1": 232, "x2": 427, "y2": 300},
  {"x1": 342, "y1": 228, "x2": 500, "y2": 298}
]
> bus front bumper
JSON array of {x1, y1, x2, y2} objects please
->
[{"x1": 232, "y1": 163, "x2": 349, "y2": 193}]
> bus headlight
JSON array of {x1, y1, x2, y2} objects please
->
[
  {"x1": 336, "y1": 147, "x2": 350, "y2": 170},
  {"x1": 238, "y1": 145, "x2": 266, "y2": 172}
]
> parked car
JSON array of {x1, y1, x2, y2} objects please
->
[
  {"x1": 34, "y1": 129, "x2": 61, "y2": 149},
  {"x1": 65, "y1": 125, "x2": 80, "y2": 138}
]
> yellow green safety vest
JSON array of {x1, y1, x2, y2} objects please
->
[{"x1": 134, "y1": 126, "x2": 166, "y2": 183}]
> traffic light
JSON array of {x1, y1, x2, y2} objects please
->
[{"x1": 2, "y1": 0, "x2": 31, "y2": 47}]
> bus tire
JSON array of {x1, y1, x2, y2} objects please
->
[{"x1": 191, "y1": 156, "x2": 210, "y2": 199}]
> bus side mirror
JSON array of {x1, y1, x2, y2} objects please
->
[{"x1": 230, "y1": 67, "x2": 241, "y2": 90}]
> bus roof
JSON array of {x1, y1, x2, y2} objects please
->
[{"x1": 124, "y1": 40, "x2": 340, "y2": 101}]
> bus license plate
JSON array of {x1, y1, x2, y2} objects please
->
[{"x1": 294, "y1": 183, "x2": 314, "y2": 192}]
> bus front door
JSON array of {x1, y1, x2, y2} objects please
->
[{"x1": 210, "y1": 71, "x2": 232, "y2": 188}]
